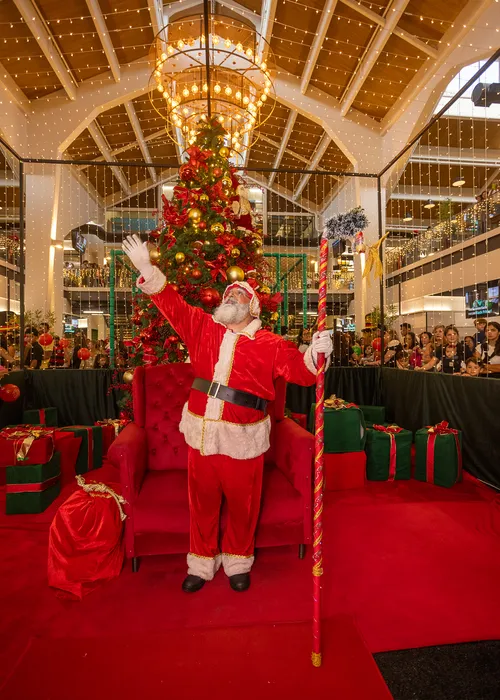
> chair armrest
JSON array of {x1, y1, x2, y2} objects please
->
[
  {"x1": 107, "y1": 422, "x2": 147, "y2": 505},
  {"x1": 273, "y1": 418, "x2": 314, "y2": 499}
]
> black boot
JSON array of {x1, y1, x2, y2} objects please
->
[
  {"x1": 182, "y1": 575, "x2": 206, "y2": 593},
  {"x1": 229, "y1": 573, "x2": 250, "y2": 592}
]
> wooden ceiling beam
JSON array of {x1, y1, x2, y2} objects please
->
[
  {"x1": 148, "y1": 0, "x2": 164, "y2": 36},
  {"x1": 88, "y1": 122, "x2": 131, "y2": 197},
  {"x1": 293, "y1": 133, "x2": 331, "y2": 199},
  {"x1": 0, "y1": 61, "x2": 31, "y2": 114},
  {"x1": 268, "y1": 110, "x2": 297, "y2": 187},
  {"x1": 339, "y1": 0, "x2": 437, "y2": 59},
  {"x1": 78, "y1": 128, "x2": 171, "y2": 168},
  {"x1": 85, "y1": 0, "x2": 120, "y2": 83},
  {"x1": 300, "y1": 0, "x2": 339, "y2": 94},
  {"x1": 12, "y1": 0, "x2": 77, "y2": 101},
  {"x1": 390, "y1": 188, "x2": 476, "y2": 203},
  {"x1": 245, "y1": 172, "x2": 319, "y2": 214},
  {"x1": 105, "y1": 170, "x2": 178, "y2": 208},
  {"x1": 257, "y1": 0, "x2": 278, "y2": 63},
  {"x1": 340, "y1": 0, "x2": 411, "y2": 117},
  {"x1": 124, "y1": 101, "x2": 158, "y2": 183}
]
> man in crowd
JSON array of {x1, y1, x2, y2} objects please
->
[{"x1": 23, "y1": 327, "x2": 44, "y2": 369}]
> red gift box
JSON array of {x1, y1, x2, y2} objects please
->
[
  {"x1": 53, "y1": 432, "x2": 83, "y2": 487},
  {"x1": 0, "y1": 427, "x2": 56, "y2": 467},
  {"x1": 100, "y1": 424, "x2": 115, "y2": 457},
  {"x1": 324, "y1": 452, "x2": 366, "y2": 491}
]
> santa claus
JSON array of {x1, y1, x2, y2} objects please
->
[{"x1": 122, "y1": 235, "x2": 333, "y2": 593}]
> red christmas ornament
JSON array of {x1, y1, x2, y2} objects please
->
[
  {"x1": 191, "y1": 268, "x2": 202, "y2": 279},
  {"x1": 59, "y1": 338, "x2": 70, "y2": 348},
  {"x1": 39, "y1": 333, "x2": 53, "y2": 347},
  {"x1": 200, "y1": 287, "x2": 221, "y2": 308},
  {"x1": 212, "y1": 166, "x2": 223, "y2": 178},
  {"x1": 169, "y1": 283, "x2": 180, "y2": 293},
  {"x1": 198, "y1": 221, "x2": 207, "y2": 230},
  {"x1": 179, "y1": 164, "x2": 196, "y2": 182},
  {"x1": 77, "y1": 348, "x2": 91, "y2": 361},
  {"x1": 0, "y1": 383, "x2": 20, "y2": 402},
  {"x1": 119, "y1": 410, "x2": 130, "y2": 420},
  {"x1": 168, "y1": 335, "x2": 179, "y2": 344}
]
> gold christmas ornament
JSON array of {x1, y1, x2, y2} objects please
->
[
  {"x1": 149, "y1": 248, "x2": 161, "y2": 262},
  {"x1": 200, "y1": 194, "x2": 209, "y2": 203},
  {"x1": 260, "y1": 285, "x2": 271, "y2": 294},
  {"x1": 123, "y1": 370, "x2": 135, "y2": 384},
  {"x1": 226, "y1": 265, "x2": 245, "y2": 282},
  {"x1": 230, "y1": 247, "x2": 240, "y2": 258},
  {"x1": 210, "y1": 222, "x2": 224, "y2": 234},
  {"x1": 175, "y1": 251, "x2": 186, "y2": 264},
  {"x1": 188, "y1": 207, "x2": 202, "y2": 222},
  {"x1": 221, "y1": 176, "x2": 232, "y2": 188},
  {"x1": 219, "y1": 146, "x2": 230, "y2": 158},
  {"x1": 255, "y1": 246, "x2": 264, "y2": 256},
  {"x1": 271, "y1": 312, "x2": 279, "y2": 321}
]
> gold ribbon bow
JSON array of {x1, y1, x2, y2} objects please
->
[
  {"x1": 362, "y1": 232, "x2": 391, "y2": 283},
  {"x1": 76, "y1": 475, "x2": 128, "y2": 521}
]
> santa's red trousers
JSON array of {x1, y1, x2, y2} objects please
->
[{"x1": 187, "y1": 447, "x2": 264, "y2": 580}]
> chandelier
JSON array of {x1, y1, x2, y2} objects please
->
[{"x1": 149, "y1": 10, "x2": 275, "y2": 155}]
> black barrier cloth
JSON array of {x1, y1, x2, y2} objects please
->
[
  {"x1": 286, "y1": 367, "x2": 381, "y2": 415},
  {"x1": 381, "y1": 368, "x2": 500, "y2": 489},
  {"x1": 22, "y1": 370, "x2": 124, "y2": 427}
]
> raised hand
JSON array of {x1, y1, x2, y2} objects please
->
[{"x1": 122, "y1": 234, "x2": 153, "y2": 277}]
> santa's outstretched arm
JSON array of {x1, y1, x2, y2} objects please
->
[
  {"x1": 274, "y1": 331, "x2": 333, "y2": 386},
  {"x1": 122, "y1": 234, "x2": 207, "y2": 348}
]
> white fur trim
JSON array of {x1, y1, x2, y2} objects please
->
[
  {"x1": 179, "y1": 404, "x2": 271, "y2": 459},
  {"x1": 136, "y1": 266, "x2": 167, "y2": 295},
  {"x1": 187, "y1": 553, "x2": 222, "y2": 581},
  {"x1": 303, "y1": 345, "x2": 317, "y2": 375},
  {"x1": 222, "y1": 554, "x2": 254, "y2": 576},
  {"x1": 204, "y1": 329, "x2": 238, "y2": 422}
]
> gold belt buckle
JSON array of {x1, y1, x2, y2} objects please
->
[{"x1": 208, "y1": 380, "x2": 221, "y2": 399}]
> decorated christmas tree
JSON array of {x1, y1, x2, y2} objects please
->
[{"x1": 118, "y1": 119, "x2": 282, "y2": 415}]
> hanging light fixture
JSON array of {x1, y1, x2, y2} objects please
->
[
  {"x1": 452, "y1": 174, "x2": 466, "y2": 187},
  {"x1": 403, "y1": 211, "x2": 413, "y2": 222},
  {"x1": 149, "y1": 6, "x2": 275, "y2": 154},
  {"x1": 423, "y1": 199, "x2": 435, "y2": 209}
]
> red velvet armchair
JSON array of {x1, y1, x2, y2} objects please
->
[{"x1": 107, "y1": 363, "x2": 314, "y2": 571}]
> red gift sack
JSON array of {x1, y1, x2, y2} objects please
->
[
  {"x1": 324, "y1": 452, "x2": 366, "y2": 491},
  {"x1": 48, "y1": 476, "x2": 127, "y2": 600}
]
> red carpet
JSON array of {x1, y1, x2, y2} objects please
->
[
  {"x1": 0, "y1": 618, "x2": 392, "y2": 700},
  {"x1": 2, "y1": 465, "x2": 500, "y2": 694}
]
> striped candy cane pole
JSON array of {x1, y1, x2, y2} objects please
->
[{"x1": 312, "y1": 231, "x2": 328, "y2": 667}]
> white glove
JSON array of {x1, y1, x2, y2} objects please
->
[
  {"x1": 122, "y1": 234, "x2": 153, "y2": 278},
  {"x1": 311, "y1": 330, "x2": 333, "y2": 364}
]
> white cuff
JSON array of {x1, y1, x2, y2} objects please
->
[
  {"x1": 136, "y1": 266, "x2": 167, "y2": 295},
  {"x1": 305, "y1": 345, "x2": 331, "y2": 375}
]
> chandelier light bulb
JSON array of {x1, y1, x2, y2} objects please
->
[
  {"x1": 236, "y1": 42, "x2": 243, "y2": 51},
  {"x1": 202, "y1": 83, "x2": 208, "y2": 92},
  {"x1": 242, "y1": 95, "x2": 249, "y2": 104},
  {"x1": 191, "y1": 84, "x2": 198, "y2": 93},
  {"x1": 161, "y1": 52, "x2": 167, "y2": 61},
  {"x1": 182, "y1": 87, "x2": 190, "y2": 97},
  {"x1": 225, "y1": 38, "x2": 231, "y2": 47},
  {"x1": 214, "y1": 83, "x2": 221, "y2": 93},
  {"x1": 177, "y1": 40, "x2": 185, "y2": 49},
  {"x1": 225, "y1": 86, "x2": 232, "y2": 96},
  {"x1": 157, "y1": 84, "x2": 164, "y2": 93}
]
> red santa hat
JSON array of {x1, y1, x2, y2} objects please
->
[{"x1": 222, "y1": 281, "x2": 261, "y2": 318}]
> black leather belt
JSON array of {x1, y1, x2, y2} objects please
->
[{"x1": 192, "y1": 377, "x2": 268, "y2": 414}]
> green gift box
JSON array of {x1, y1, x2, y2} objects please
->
[
  {"x1": 365, "y1": 426, "x2": 412, "y2": 481},
  {"x1": 309, "y1": 402, "x2": 366, "y2": 453},
  {"x1": 22, "y1": 407, "x2": 58, "y2": 428},
  {"x1": 415, "y1": 423, "x2": 463, "y2": 488},
  {"x1": 359, "y1": 405, "x2": 386, "y2": 426},
  {"x1": 60, "y1": 426, "x2": 103, "y2": 474},
  {"x1": 6, "y1": 452, "x2": 61, "y2": 514}
]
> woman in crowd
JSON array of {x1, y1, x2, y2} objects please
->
[
  {"x1": 296, "y1": 327, "x2": 312, "y2": 354},
  {"x1": 432, "y1": 325, "x2": 465, "y2": 373},
  {"x1": 0, "y1": 335, "x2": 15, "y2": 369},
  {"x1": 463, "y1": 335, "x2": 476, "y2": 360},
  {"x1": 419, "y1": 331, "x2": 433, "y2": 349},
  {"x1": 383, "y1": 330, "x2": 402, "y2": 367},
  {"x1": 433, "y1": 324, "x2": 445, "y2": 350},
  {"x1": 476, "y1": 321, "x2": 500, "y2": 375},
  {"x1": 94, "y1": 353, "x2": 110, "y2": 369}
]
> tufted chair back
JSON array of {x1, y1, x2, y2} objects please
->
[{"x1": 132, "y1": 363, "x2": 286, "y2": 470}]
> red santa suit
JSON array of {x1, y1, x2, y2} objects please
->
[{"x1": 137, "y1": 267, "x2": 317, "y2": 580}]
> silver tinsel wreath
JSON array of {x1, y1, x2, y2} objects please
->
[{"x1": 324, "y1": 206, "x2": 369, "y2": 241}]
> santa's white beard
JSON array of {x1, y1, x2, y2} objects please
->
[{"x1": 213, "y1": 300, "x2": 251, "y2": 325}]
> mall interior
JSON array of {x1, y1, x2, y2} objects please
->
[{"x1": 0, "y1": 1, "x2": 500, "y2": 698}]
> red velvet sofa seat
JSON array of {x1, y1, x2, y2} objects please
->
[{"x1": 107, "y1": 364, "x2": 314, "y2": 569}]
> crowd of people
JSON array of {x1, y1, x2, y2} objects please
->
[
  {"x1": 2, "y1": 316, "x2": 500, "y2": 378},
  {"x1": 290, "y1": 317, "x2": 500, "y2": 377},
  {"x1": 0, "y1": 325, "x2": 131, "y2": 371}
]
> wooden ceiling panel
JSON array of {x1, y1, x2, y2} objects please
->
[
  {"x1": 0, "y1": 0, "x2": 62, "y2": 99},
  {"x1": 132, "y1": 94, "x2": 167, "y2": 138},
  {"x1": 287, "y1": 115, "x2": 323, "y2": 161},
  {"x1": 112, "y1": 188, "x2": 159, "y2": 209},
  {"x1": 97, "y1": 104, "x2": 135, "y2": 150},
  {"x1": 38, "y1": 0, "x2": 106, "y2": 83},
  {"x1": 86, "y1": 166, "x2": 120, "y2": 198},
  {"x1": 400, "y1": 0, "x2": 469, "y2": 42},
  {"x1": 267, "y1": 190, "x2": 309, "y2": 213},
  {"x1": 246, "y1": 139, "x2": 279, "y2": 170},
  {"x1": 398, "y1": 162, "x2": 494, "y2": 190},
  {"x1": 98, "y1": 0, "x2": 154, "y2": 65},
  {"x1": 420, "y1": 117, "x2": 500, "y2": 150},
  {"x1": 65, "y1": 128, "x2": 101, "y2": 160},
  {"x1": 270, "y1": 0, "x2": 324, "y2": 78},
  {"x1": 147, "y1": 140, "x2": 179, "y2": 163},
  {"x1": 318, "y1": 140, "x2": 352, "y2": 172}
]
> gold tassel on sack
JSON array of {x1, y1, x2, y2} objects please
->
[
  {"x1": 75, "y1": 475, "x2": 128, "y2": 521},
  {"x1": 362, "y1": 232, "x2": 391, "y2": 284}
]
